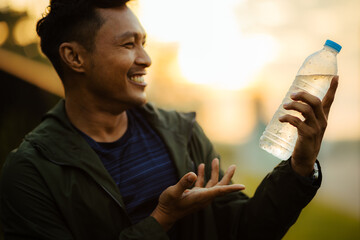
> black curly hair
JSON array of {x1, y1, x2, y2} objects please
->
[{"x1": 36, "y1": 0, "x2": 130, "y2": 78}]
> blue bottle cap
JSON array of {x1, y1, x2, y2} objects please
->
[{"x1": 324, "y1": 39, "x2": 342, "y2": 53}]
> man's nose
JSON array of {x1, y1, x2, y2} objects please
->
[{"x1": 135, "y1": 47, "x2": 152, "y2": 67}]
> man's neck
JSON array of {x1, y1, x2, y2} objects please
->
[{"x1": 65, "y1": 95, "x2": 129, "y2": 143}]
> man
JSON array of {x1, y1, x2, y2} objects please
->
[{"x1": 0, "y1": 0, "x2": 338, "y2": 239}]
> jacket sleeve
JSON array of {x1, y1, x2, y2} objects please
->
[{"x1": 188, "y1": 120, "x2": 321, "y2": 240}]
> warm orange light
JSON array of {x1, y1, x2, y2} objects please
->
[
  {"x1": 138, "y1": 0, "x2": 278, "y2": 91},
  {"x1": 0, "y1": 21, "x2": 9, "y2": 45},
  {"x1": 196, "y1": 90, "x2": 257, "y2": 144},
  {"x1": 0, "y1": 48, "x2": 64, "y2": 97},
  {"x1": 13, "y1": 17, "x2": 38, "y2": 46}
]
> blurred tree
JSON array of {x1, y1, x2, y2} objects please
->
[{"x1": 0, "y1": 11, "x2": 48, "y2": 64}]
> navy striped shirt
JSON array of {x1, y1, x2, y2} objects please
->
[{"x1": 79, "y1": 109, "x2": 178, "y2": 223}]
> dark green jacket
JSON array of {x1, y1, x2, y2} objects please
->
[{"x1": 0, "y1": 100, "x2": 321, "y2": 240}]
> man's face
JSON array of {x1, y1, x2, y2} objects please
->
[{"x1": 82, "y1": 6, "x2": 151, "y2": 111}]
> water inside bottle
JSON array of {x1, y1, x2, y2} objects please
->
[
  {"x1": 259, "y1": 74, "x2": 333, "y2": 160},
  {"x1": 291, "y1": 74, "x2": 333, "y2": 100}
]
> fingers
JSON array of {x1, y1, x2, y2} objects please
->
[
  {"x1": 285, "y1": 76, "x2": 339, "y2": 124},
  {"x1": 288, "y1": 91, "x2": 326, "y2": 124},
  {"x1": 206, "y1": 158, "x2": 219, "y2": 188},
  {"x1": 154, "y1": 166, "x2": 244, "y2": 231},
  {"x1": 172, "y1": 172, "x2": 197, "y2": 197},
  {"x1": 205, "y1": 184, "x2": 246, "y2": 199},
  {"x1": 280, "y1": 89, "x2": 331, "y2": 135},
  {"x1": 283, "y1": 101, "x2": 317, "y2": 126},
  {"x1": 218, "y1": 165, "x2": 236, "y2": 185},
  {"x1": 195, "y1": 158, "x2": 238, "y2": 189},
  {"x1": 195, "y1": 163, "x2": 205, "y2": 187},
  {"x1": 279, "y1": 114, "x2": 313, "y2": 136},
  {"x1": 322, "y1": 76, "x2": 339, "y2": 118}
]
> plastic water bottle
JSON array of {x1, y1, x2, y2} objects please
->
[{"x1": 259, "y1": 40, "x2": 342, "y2": 160}]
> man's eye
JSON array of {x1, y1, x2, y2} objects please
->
[{"x1": 124, "y1": 42, "x2": 135, "y2": 48}]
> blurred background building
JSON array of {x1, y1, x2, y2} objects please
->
[{"x1": 0, "y1": 0, "x2": 359, "y2": 239}]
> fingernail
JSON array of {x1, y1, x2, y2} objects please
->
[{"x1": 290, "y1": 93, "x2": 297, "y2": 98}]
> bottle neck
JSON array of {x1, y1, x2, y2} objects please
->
[{"x1": 324, "y1": 45, "x2": 339, "y2": 55}]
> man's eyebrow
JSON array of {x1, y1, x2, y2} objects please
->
[{"x1": 114, "y1": 31, "x2": 147, "y2": 41}]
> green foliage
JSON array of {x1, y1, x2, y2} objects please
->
[{"x1": 284, "y1": 200, "x2": 360, "y2": 240}]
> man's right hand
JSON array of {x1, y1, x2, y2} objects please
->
[{"x1": 151, "y1": 158, "x2": 245, "y2": 231}]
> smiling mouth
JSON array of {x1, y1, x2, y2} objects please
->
[{"x1": 128, "y1": 75, "x2": 147, "y2": 86}]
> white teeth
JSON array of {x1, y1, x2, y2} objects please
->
[{"x1": 130, "y1": 75, "x2": 145, "y2": 83}]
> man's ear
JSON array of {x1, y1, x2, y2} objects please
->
[{"x1": 59, "y1": 42, "x2": 87, "y2": 73}]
